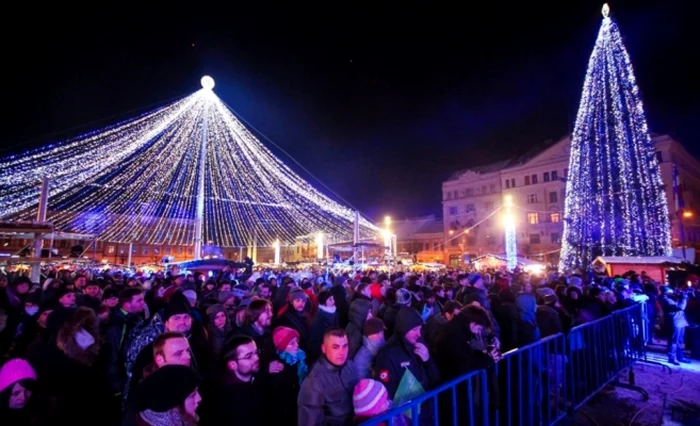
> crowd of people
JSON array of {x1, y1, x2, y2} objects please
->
[{"x1": 0, "y1": 265, "x2": 697, "y2": 425}]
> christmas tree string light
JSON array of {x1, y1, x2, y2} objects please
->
[
  {"x1": 0, "y1": 78, "x2": 379, "y2": 248},
  {"x1": 559, "y1": 4, "x2": 672, "y2": 272}
]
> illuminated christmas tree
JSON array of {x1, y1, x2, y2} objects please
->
[
  {"x1": 0, "y1": 76, "x2": 378, "y2": 251},
  {"x1": 559, "y1": 4, "x2": 672, "y2": 272}
]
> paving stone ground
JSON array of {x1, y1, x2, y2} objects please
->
[{"x1": 571, "y1": 348, "x2": 700, "y2": 426}]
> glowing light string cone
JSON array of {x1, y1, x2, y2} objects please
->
[
  {"x1": 559, "y1": 4, "x2": 672, "y2": 272},
  {"x1": 0, "y1": 78, "x2": 379, "y2": 247}
]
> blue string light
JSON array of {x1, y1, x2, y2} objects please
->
[{"x1": 559, "y1": 5, "x2": 672, "y2": 272}]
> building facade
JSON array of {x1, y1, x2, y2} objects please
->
[
  {"x1": 442, "y1": 134, "x2": 700, "y2": 266},
  {"x1": 387, "y1": 215, "x2": 445, "y2": 264}
]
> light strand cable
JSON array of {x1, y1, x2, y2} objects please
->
[
  {"x1": 219, "y1": 98, "x2": 370, "y2": 219},
  {"x1": 0, "y1": 93, "x2": 189, "y2": 155}
]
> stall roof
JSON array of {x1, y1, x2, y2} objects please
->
[{"x1": 593, "y1": 256, "x2": 686, "y2": 265}]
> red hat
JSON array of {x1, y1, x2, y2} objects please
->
[
  {"x1": 272, "y1": 326, "x2": 299, "y2": 352},
  {"x1": 369, "y1": 283, "x2": 383, "y2": 300}
]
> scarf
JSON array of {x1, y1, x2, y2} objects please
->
[
  {"x1": 318, "y1": 304, "x2": 337, "y2": 314},
  {"x1": 139, "y1": 409, "x2": 196, "y2": 426},
  {"x1": 279, "y1": 348, "x2": 309, "y2": 385}
]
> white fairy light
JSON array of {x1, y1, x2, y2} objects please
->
[
  {"x1": 0, "y1": 86, "x2": 379, "y2": 247},
  {"x1": 559, "y1": 6, "x2": 672, "y2": 272}
]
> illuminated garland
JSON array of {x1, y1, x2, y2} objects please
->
[
  {"x1": 0, "y1": 83, "x2": 379, "y2": 247},
  {"x1": 559, "y1": 5, "x2": 672, "y2": 272}
]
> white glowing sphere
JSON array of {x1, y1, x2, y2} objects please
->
[{"x1": 201, "y1": 76, "x2": 215, "y2": 90}]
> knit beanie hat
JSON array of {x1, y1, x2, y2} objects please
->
[
  {"x1": 205, "y1": 304, "x2": 226, "y2": 319},
  {"x1": 134, "y1": 365, "x2": 201, "y2": 412},
  {"x1": 0, "y1": 358, "x2": 37, "y2": 392},
  {"x1": 273, "y1": 326, "x2": 299, "y2": 352},
  {"x1": 469, "y1": 274, "x2": 483, "y2": 286},
  {"x1": 182, "y1": 289, "x2": 197, "y2": 305},
  {"x1": 395, "y1": 288, "x2": 412, "y2": 305},
  {"x1": 353, "y1": 379, "x2": 389, "y2": 417},
  {"x1": 163, "y1": 292, "x2": 191, "y2": 321},
  {"x1": 318, "y1": 290, "x2": 333, "y2": 306},
  {"x1": 218, "y1": 291, "x2": 234, "y2": 304},
  {"x1": 363, "y1": 318, "x2": 385, "y2": 337},
  {"x1": 289, "y1": 287, "x2": 307, "y2": 303}
]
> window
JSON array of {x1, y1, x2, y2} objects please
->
[
  {"x1": 543, "y1": 172, "x2": 550, "y2": 182},
  {"x1": 530, "y1": 234, "x2": 541, "y2": 244},
  {"x1": 527, "y1": 212, "x2": 539, "y2": 224},
  {"x1": 551, "y1": 170, "x2": 558, "y2": 180},
  {"x1": 505, "y1": 180, "x2": 511, "y2": 189},
  {"x1": 549, "y1": 191, "x2": 558, "y2": 203},
  {"x1": 453, "y1": 190, "x2": 458, "y2": 199},
  {"x1": 449, "y1": 206, "x2": 458, "y2": 215},
  {"x1": 656, "y1": 151, "x2": 663, "y2": 163},
  {"x1": 107, "y1": 245, "x2": 115, "y2": 254},
  {"x1": 490, "y1": 184, "x2": 496, "y2": 192},
  {"x1": 524, "y1": 176, "x2": 531, "y2": 185},
  {"x1": 550, "y1": 232, "x2": 560, "y2": 244},
  {"x1": 510, "y1": 178, "x2": 515, "y2": 187},
  {"x1": 445, "y1": 192, "x2": 452, "y2": 200},
  {"x1": 465, "y1": 188, "x2": 474, "y2": 197},
  {"x1": 464, "y1": 204, "x2": 475, "y2": 213},
  {"x1": 564, "y1": 168, "x2": 569, "y2": 178},
  {"x1": 527, "y1": 194, "x2": 538, "y2": 204},
  {"x1": 485, "y1": 201, "x2": 494, "y2": 210},
  {"x1": 531, "y1": 174, "x2": 538, "y2": 184},
  {"x1": 550, "y1": 212, "x2": 561, "y2": 223}
]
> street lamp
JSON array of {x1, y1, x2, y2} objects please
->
[
  {"x1": 503, "y1": 195, "x2": 517, "y2": 270},
  {"x1": 315, "y1": 232, "x2": 324, "y2": 261},
  {"x1": 273, "y1": 239, "x2": 281, "y2": 265}
]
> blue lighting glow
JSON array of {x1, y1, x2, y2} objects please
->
[{"x1": 559, "y1": 5, "x2": 672, "y2": 272}]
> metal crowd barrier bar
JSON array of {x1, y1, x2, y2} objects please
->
[
  {"x1": 359, "y1": 369, "x2": 489, "y2": 426},
  {"x1": 491, "y1": 333, "x2": 568, "y2": 426},
  {"x1": 566, "y1": 303, "x2": 652, "y2": 412},
  {"x1": 636, "y1": 300, "x2": 673, "y2": 373},
  {"x1": 362, "y1": 302, "x2": 660, "y2": 426}
]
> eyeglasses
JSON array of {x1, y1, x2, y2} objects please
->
[{"x1": 236, "y1": 349, "x2": 260, "y2": 361}]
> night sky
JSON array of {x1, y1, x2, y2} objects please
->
[{"x1": 5, "y1": 2, "x2": 697, "y2": 221}]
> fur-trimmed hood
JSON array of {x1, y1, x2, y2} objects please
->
[{"x1": 56, "y1": 307, "x2": 101, "y2": 366}]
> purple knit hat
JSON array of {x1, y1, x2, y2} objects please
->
[
  {"x1": 0, "y1": 358, "x2": 37, "y2": 392},
  {"x1": 353, "y1": 379, "x2": 389, "y2": 417}
]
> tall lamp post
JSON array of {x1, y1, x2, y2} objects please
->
[
  {"x1": 315, "y1": 232, "x2": 324, "y2": 261},
  {"x1": 273, "y1": 239, "x2": 281, "y2": 265},
  {"x1": 383, "y1": 216, "x2": 393, "y2": 260},
  {"x1": 503, "y1": 195, "x2": 517, "y2": 270}
]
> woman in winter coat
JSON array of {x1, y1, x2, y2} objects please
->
[
  {"x1": 268, "y1": 326, "x2": 309, "y2": 425},
  {"x1": 205, "y1": 304, "x2": 231, "y2": 359},
  {"x1": 37, "y1": 306, "x2": 113, "y2": 426}
]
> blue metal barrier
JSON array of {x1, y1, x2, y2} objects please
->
[
  {"x1": 492, "y1": 333, "x2": 568, "y2": 426},
  {"x1": 361, "y1": 302, "x2": 653, "y2": 426},
  {"x1": 359, "y1": 369, "x2": 488, "y2": 426}
]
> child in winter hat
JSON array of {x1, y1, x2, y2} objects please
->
[
  {"x1": 272, "y1": 326, "x2": 309, "y2": 384},
  {"x1": 353, "y1": 379, "x2": 409, "y2": 425}
]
